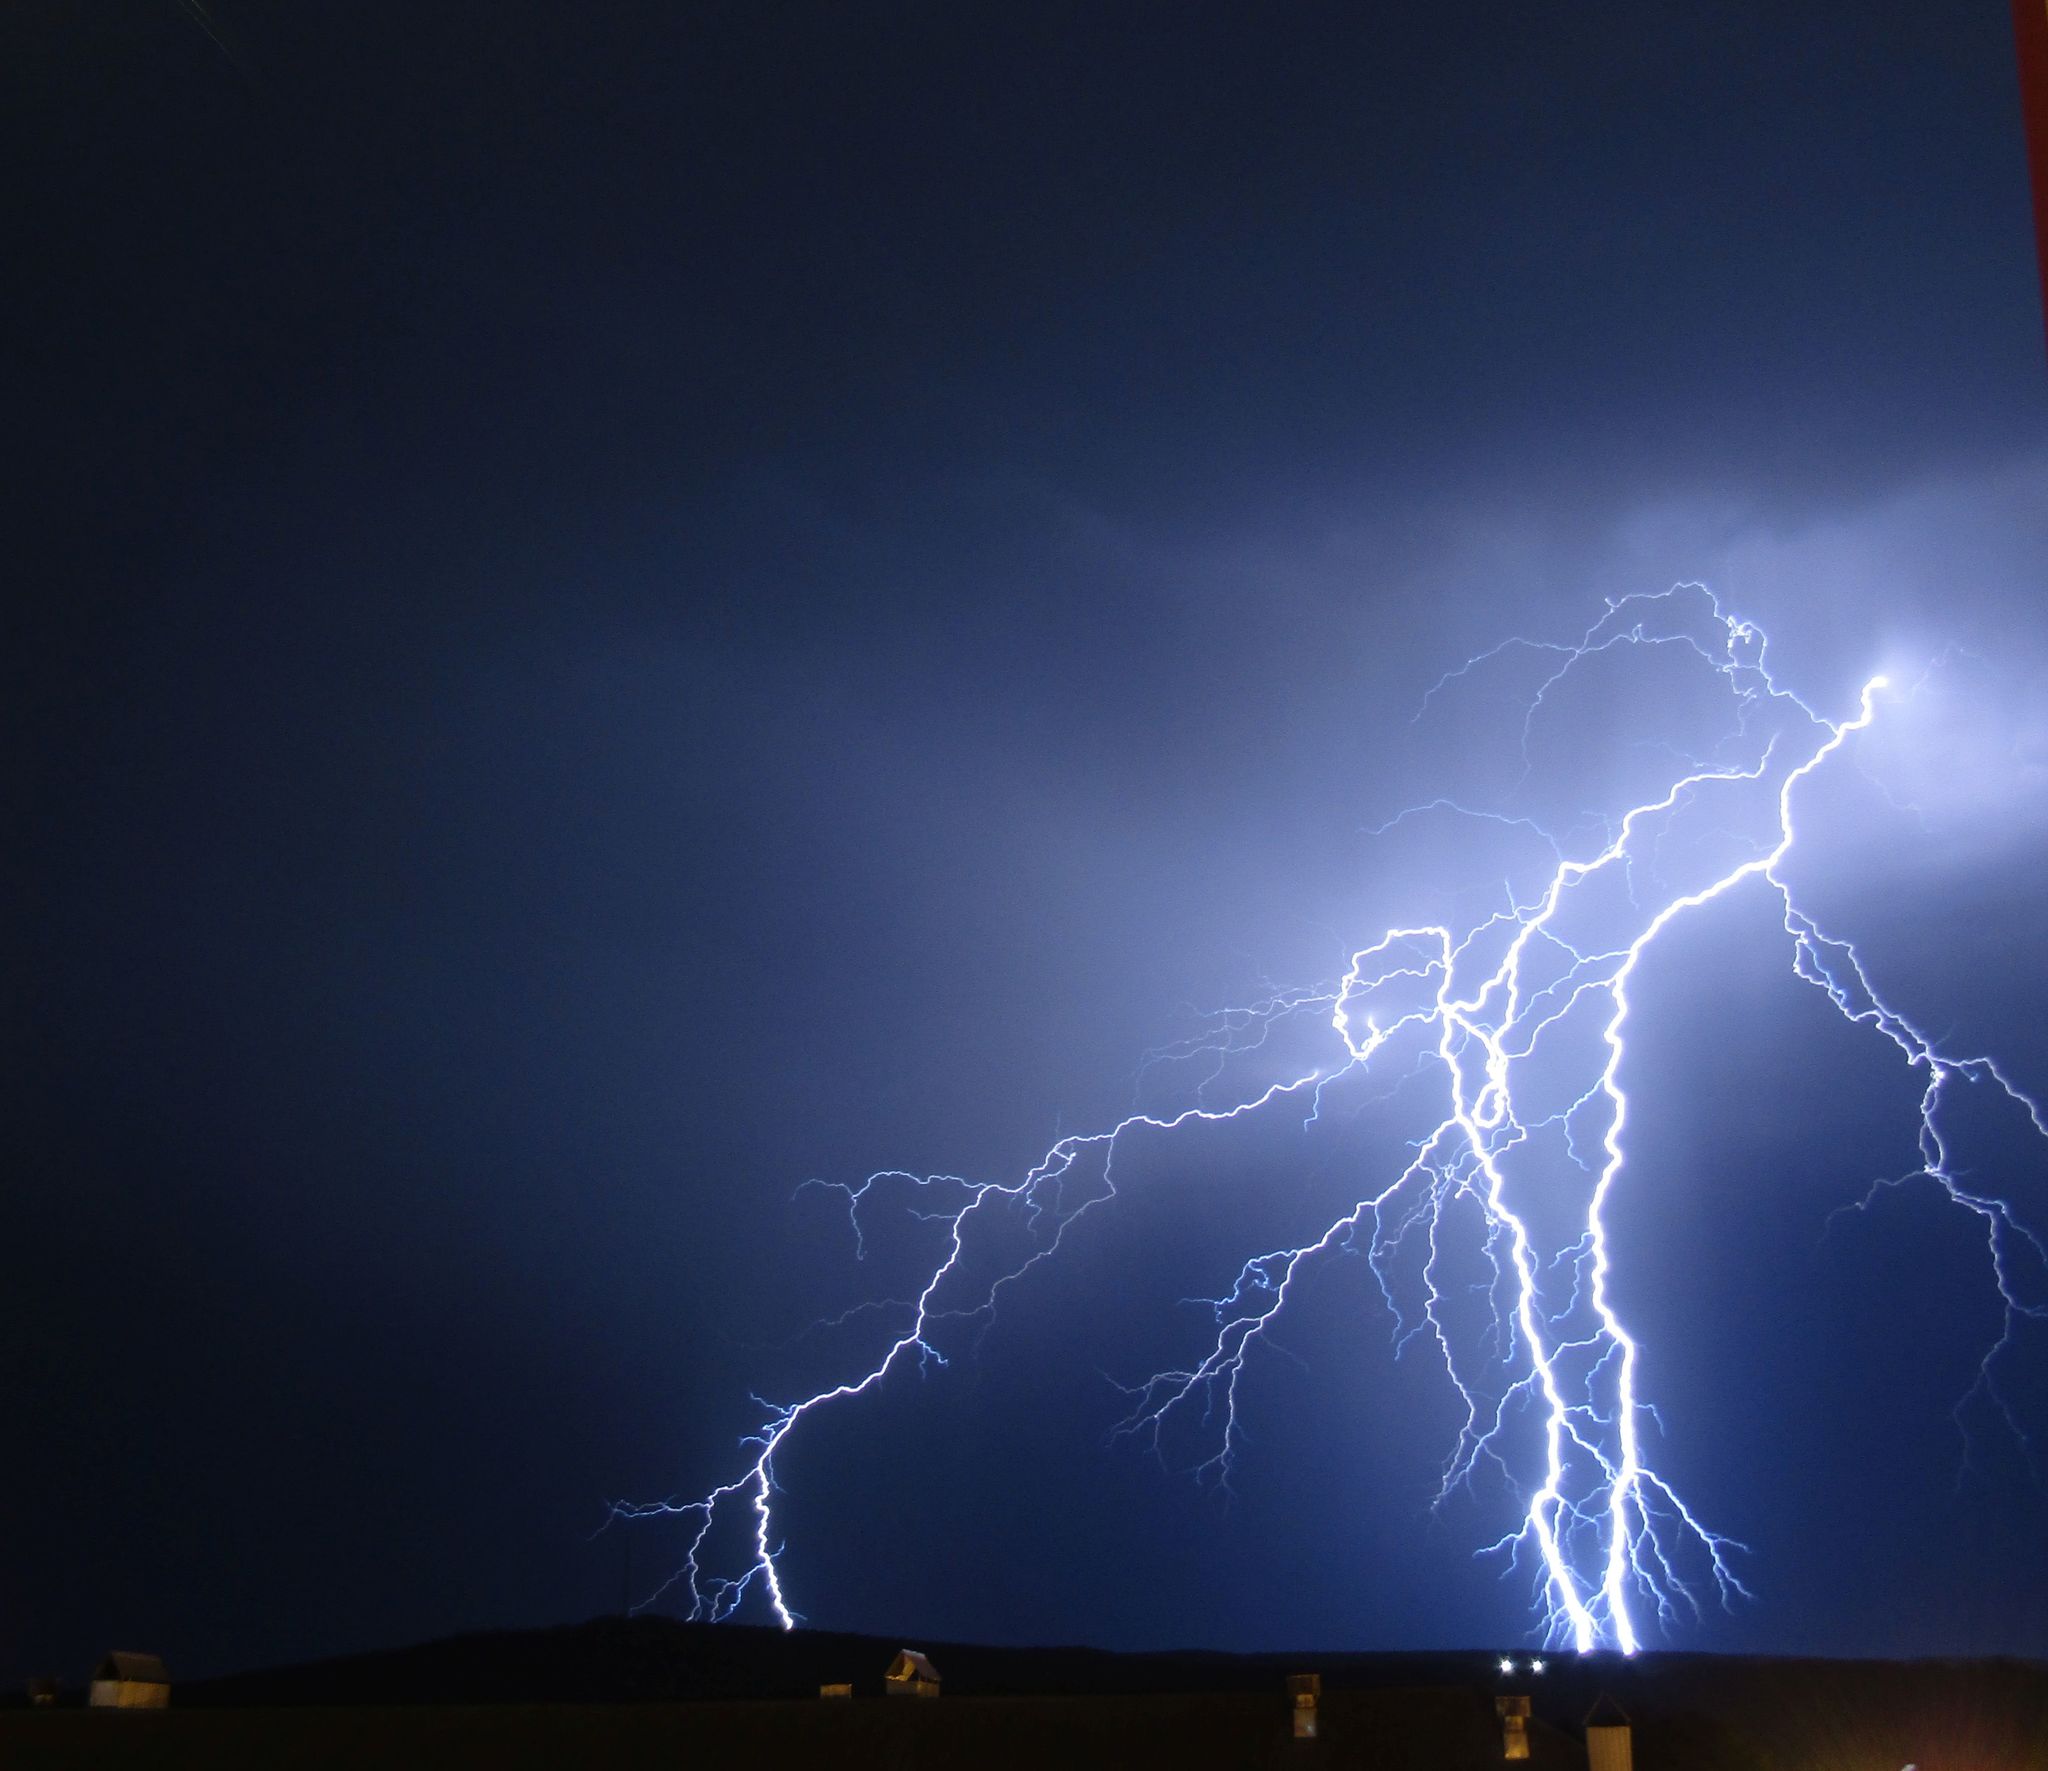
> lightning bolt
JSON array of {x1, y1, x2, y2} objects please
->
[{"x1": 613, "y1": 585, "x2": 2047, "y2": 1652}]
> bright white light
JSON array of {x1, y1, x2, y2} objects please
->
[
  {"x1": 1498, "y1": 1656, "x2": 1517, "y2": 1675},
  {"x1": 1530, "y1": 1657, "x2": 1547, "y2": 1674}
]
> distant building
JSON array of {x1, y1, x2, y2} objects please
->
[
  {"x1": 1288, "y1": 1673, "x2": 1321, "y2": 1740},
  {"x1": 26, "y1": 1677, "x2": 58, "y2": 1707},
  {"x1": 883, "y1": 1649, "x2": 941, "y2": 1698},
  {"x1": 819, "y1": 1682, "x2": 853, "y2": 1699},
  {"x1": 1584, "y1": 1693, "x2": 1632, "y2": 1771},
  {"x1": 1496, "y1": 1692, "x2": 1532, "y2": 1760},
  {"x1": 89, "y1": 1652, "x2": 170, "y2": 1709}
]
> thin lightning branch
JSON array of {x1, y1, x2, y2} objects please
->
[{"x1": 615, "y1": 585, "x2": 2047, "y2": 1651}]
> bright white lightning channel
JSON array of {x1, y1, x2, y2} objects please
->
[{"x1": 615, "y1": 586, "x2": 2048, "y2": 1652}]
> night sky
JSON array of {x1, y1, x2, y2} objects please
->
[{"x1": 8, "y1": 1, "x2": 2048, "y2": 1685}]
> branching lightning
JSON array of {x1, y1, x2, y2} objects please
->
[{"x1": 614, "y1": 585, "x2": 2048, "y2": 1652}]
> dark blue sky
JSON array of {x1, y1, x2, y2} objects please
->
[{"x1": 7, "y1": 1, "x2": 2048, "y2": 1682}]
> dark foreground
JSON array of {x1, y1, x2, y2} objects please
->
[
  {"x1": 6, "y1": 1618, "x2": 2043, "y2": 1769},
  {"x1": 0, "y1": 1690, "x2": 1559, "y2": 1771}
]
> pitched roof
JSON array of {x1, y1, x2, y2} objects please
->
[
  {"x1": 97, "y1": 1652, "x2": 169, "y2": 1685},
  {"x1": 1584, "y1": 1692, "x2": 1631, "y2": 1728},
  {"x1": 887, "y1": 1650, "x2": 940, "y2": 1682}
]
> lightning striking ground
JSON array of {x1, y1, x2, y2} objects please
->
[{"x1": 614, "y1": 586, "x2": 2048, "y2": 1652}]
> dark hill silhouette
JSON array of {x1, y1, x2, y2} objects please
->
[
  {"x1": 184, "y1": 1614, "x2": 1475, "y2": 1705},
  {"x1": 151, "y1": 1615, "x2": 2048, "y2": 1771},
  {"x1": 0, "y1": 1621, "x2": 2033, "y2": 1770}
]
